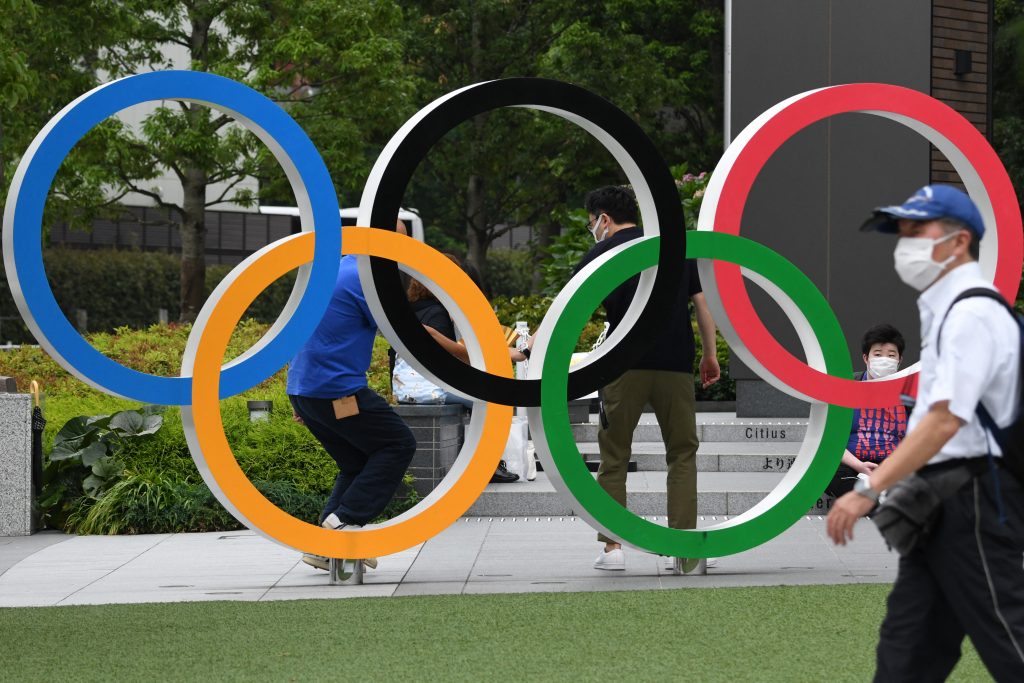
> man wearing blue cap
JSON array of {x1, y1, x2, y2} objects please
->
[{"x1": 827, "y1": 185, "x2": 1024, "y2": 680}]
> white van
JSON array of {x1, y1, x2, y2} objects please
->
[{"x1": 258, "y1": 206, "x2": 425, "y2": 242}]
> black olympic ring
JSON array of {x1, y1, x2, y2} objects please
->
[{"x1": 358, "y1": 77, "x2": 686, "y2": 406}]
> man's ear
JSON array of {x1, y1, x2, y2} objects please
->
[{"x1": 956, "y1": 230, "x2": 972, "y2": 255}]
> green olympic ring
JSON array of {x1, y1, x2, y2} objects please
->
[{"x1": 528, "y1": 230, "x2": 854, "y2": 558}]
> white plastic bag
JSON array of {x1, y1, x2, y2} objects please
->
[{"x1": 501, "y1": 416, "x2": 530, "y2": 481}]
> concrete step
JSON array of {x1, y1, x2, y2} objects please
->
[
  {"x1": 575, "y1": 442, "x2": 801, "y2": 473},
  {"x1": 570, "y1": 415, "x2": 808, "y2": 444},
  {"x1": 465, "y1": 471, "x2": 832, "y2": 518}
]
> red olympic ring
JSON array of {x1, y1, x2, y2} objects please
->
[{"x1": 703, "y1": 83, "x2": 1023, "y2": 408}]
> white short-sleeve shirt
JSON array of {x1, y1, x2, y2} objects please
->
[{"x1": 908, "y1": 262, "x2": 1020, "y2": 464}]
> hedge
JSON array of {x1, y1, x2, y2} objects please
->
[{"x1": 0, "y1": 248, "x2": 297, "y2": 343}]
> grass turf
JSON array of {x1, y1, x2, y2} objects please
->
[{"x1": 0, "y1": 585, "x2": 987, "y2": 681}]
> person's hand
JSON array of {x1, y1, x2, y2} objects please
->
[
  {"x1": 850, "y1": 459, "x2": 879, "y2": 475},
  {"x1": 699, "y1": 355, "x2": 721, "y2": 388},
  {"x1": 292, "y1": 409, "x2": 304, "y2": 426},
  {"x1": 826, "y1": 491, "x2": 877, "y2": 545},
  {"x1": 509, "y1": 347, "x2": 526, "y2": 363}
]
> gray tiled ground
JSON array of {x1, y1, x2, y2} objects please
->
[{"x1": 0, "y1": 516, "x2": 896, "y2": 607}]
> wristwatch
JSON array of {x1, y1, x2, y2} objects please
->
[
  {"x1": 853, "y1": 477, "x2": 880, "y2": 503},
  {"x1": 521, "y1": 347, "x2": 531, "y2": 360}
]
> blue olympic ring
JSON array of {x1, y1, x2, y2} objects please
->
[{"x1": 2, "y1": 71, "x2": 340, "y2": 405}]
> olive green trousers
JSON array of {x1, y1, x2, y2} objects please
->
[{"x1": 596, "y1": 369, "x2": 698, "y2": 544}]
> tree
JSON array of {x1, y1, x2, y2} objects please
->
[
  {"x1": 993, "y1": 0, "x2": 1024, "y2": 307},
  {"x1": 0, "y1": 1, "x2": 137, "y2": 228},
  {"x1": 92, "y1": 0, "x2": 414, "y2": 322},
  {"x1": 401, "y1": 0, "x2": 724, "y2": 289}
]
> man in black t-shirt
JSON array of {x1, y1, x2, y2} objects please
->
[{"x1": 576, "y1": 186, "x2": 720, "y2": 571}]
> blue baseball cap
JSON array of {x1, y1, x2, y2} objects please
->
[{"x1": 860, "y1": 184, "x2": 985, "y2": 237}]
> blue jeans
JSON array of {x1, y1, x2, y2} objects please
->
[
  {"x1": 289, "y1": 388, "x2": 416, "y2": 526},
  {"x1": 443, "y1": 393, "x2": 473, "y2": 410}
]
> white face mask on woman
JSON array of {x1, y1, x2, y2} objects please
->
[
  {"x1": 893, "y1": 232, "x2": 959, "y2": 291},
  {"x1": 867, "y1": 356, "x2": 900, "y2": 379}
]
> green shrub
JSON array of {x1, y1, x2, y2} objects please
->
[
  {"x1": 39, "y1": 407, "x2": 164, "y2": 529},
  {"x1": 485, "y1": 248, "x2": 535, "y2": 298},
  {"x1": 46, "y1": 394, "x2": 419, "y2": 534},
  {"x1": 0, "y1": 248, "x2": 299, "y2": 343},
  {"x1": 539, "y1": 208, "x2": 592, "y2": 298},
  {"x1": 0, "y1": 323, "x2": 417, "y2": 534},
  {"x1": 68, "y1": 476, "x2": 327, "y2": 535},
  {"x1": 492, "y1": 294, "x2": 605, "y2": 352}
]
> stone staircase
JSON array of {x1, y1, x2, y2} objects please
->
[{"x1": 465, "y1": 412, "x2": 834, "y2": 517}]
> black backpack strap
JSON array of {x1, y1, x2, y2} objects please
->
[{"x1": 936, "y1": 287, "x2": 1015, "y2": 355}]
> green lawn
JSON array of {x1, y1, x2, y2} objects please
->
[{"x1": 0, "y1": 585, "x2": 988, "y2": 681}]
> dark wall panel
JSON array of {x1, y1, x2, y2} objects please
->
[{"x1": 729, "y1": 0, "x2": 931, "y2": 387}]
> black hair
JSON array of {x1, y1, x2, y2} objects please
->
[
  {"x1": 584, "y1": 185, "x2": 639, "y2": 225},
  {"x1": 861, "y1": 323, "x2": 905, "y2": 357},
  {"x1": 939, "y1": 217, "x2": 981, "y2": 260}
]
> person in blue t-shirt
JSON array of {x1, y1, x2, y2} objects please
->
[
  {"x1": 288, "y1": 248, "x2": 417, "y2": 572},
  {"x1": 824, "y1": 323, "x2": 908, "y2": 498}
]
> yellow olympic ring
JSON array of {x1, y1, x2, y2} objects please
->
[{"x1": 182, "y1": 228, "x2": 513, "y2": 558}]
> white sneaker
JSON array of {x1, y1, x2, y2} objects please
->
[
  {"x1": 319, "y1": 515, "x2": 378, "y2": 569},
  {"x1": 302, "y1": 553, "x2": 330, "y2": 571},
  {"x1": 321, "y1": 513, "x2": 348, "y2": 530},
  {"x1": 594, "y1": 548, "x2": 626, "y2": 571}
]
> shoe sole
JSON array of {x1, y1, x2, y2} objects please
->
[
  {"x1": 318, "y1": 517, "x2": 377, "y2": 569},
  {"x1": 593, "y1": 563, "x2": 625, "y2": 571}
]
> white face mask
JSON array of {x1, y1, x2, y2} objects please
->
[
  {"x1": 893, "y1": 232, "x2": 959, "y2": 291},
  {"x1": 867, "y1": 356, "x2": 900, "y2": 379},
  {"x1": 589, "y1": 214, "x2": 607, "y2": 243}
]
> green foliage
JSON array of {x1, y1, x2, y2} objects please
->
[
  {"x1": 0, "y1": 319, "x2": 274, "y2": 401},
  {"x1": 693, "y1": 322, "x2": 735, "y2": 402},
  {"x1": 0, "y1": 323, "x2": 415, "y2": 534},
  {"x1": 0, "y1": 249, "x2": 298, "y2": 344},
  {"x1": 40, "y1": 407, "x2": 164, "y2": 529},
  {"x1": 485, "y1": 249, "x2": 535, "y2": 298},
  {"x1": 672, "y1": 165, "x2": 711, "y2": 231},
  {"x1": 0, "y1": 1, "x2": 137, "y2": 228},
  {"x1": 68, "y1": 473, "x2": 417, "y2": 536},
  {"x1": 369, "y1": 335, "x2": 394, "y2": 401},
  {"x1": 540, "y1": 208, "x2": 594, "y2": 297},
  {"x1": 30, "y1": 248, "x2": 177, "y2": 341},
  {"x1": 994, "y1": 2, "x2": 1024, "y2": 310},
  {"x1": 403, "y1": 0, "x2": 723, "y2": 285},
  {"x1": 491, "y1": 294, "x2": 605, "y2": 353}
]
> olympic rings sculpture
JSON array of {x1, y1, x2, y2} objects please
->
[{"x1": 4, "y1": 71, "x2": 1021, "y2": 561}]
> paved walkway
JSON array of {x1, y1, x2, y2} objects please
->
[{"x1": 0, "y1": 515, "x2": 896, "y2": 607}]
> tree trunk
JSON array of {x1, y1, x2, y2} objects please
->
[
  {"x1": 179, "y1": 163, "x2": 207, "y2": 322},
  {"x1": 177, "y1": 11, "x2": 212, "y2": 323},
  {"x1": 463, "y1": 2, "x2": 490, "y2": 285},
  {"x1": 466, "y1": 173, "x2": 488, "y2": 280}
]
